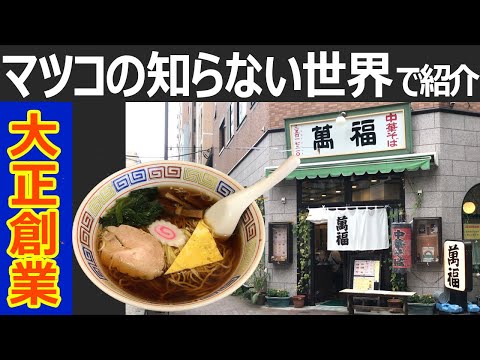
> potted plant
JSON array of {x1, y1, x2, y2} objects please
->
[
  {"x1": 265, "y1": 289, "x2": 290, "y2": 307},
  {"x1": 387, "y1": 271, "x2": 407, "y2": 313},
  {"x1": 251, "y1": 266, "x2": 269, "y2": 306},
  {"x1": 292, "y1": 294, "x2": 306, "y2": 308},
  {"x1": 293, "y1": 211, "x2": 312, "y2": 305},
  {"x1": 387, "y1": 298, "x2": 404, "y2": 313},
  {"x1": 407, "y1": 294, "x2": 435, "y2": 315}
]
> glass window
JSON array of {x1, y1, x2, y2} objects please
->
[
  {"x1": 227, "y1": 103, "x2": 235, "y2": 142},
  {"x1": 238, "y1": 102, "x2": 247, "y2": 127},
  {"x1": 351, "y1": 175, "x2": 402, "y2": 202},
  {"x1": 462, "y1": 183, "x2": 480, "y2": 273},
  {"x1": 219, "y1": 119, "x2": 226, "y2": 150},
  {"x1": 301, "y1": 178, "x2": 345, "y2": 205},
  {"x1": 300, "y1": 173, "x2": 403, "y2": 207}
]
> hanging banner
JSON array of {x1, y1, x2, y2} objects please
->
[
  {"x1": 306, "y1": 207, "x2": 328, "y2": 224},
  {"x1": 391, "y1": 223, "x2": 412, "y2": 272},
  {"x1": 308, "y1": 207, "x2": 389, "y2": 251}
]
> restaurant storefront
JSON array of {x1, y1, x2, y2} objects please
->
[
  {"x1": 299, "y1": 173, "x2": 406, "y2": 302},
  {"x1": 253, "y1": 102, "x2": 480, "y2": 304}
]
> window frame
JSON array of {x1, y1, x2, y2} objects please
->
[
  {"x1": 298, "y1": 173, "x2": 404, "y2": 209},
  {"x1": 237, "y1": 102, "x2": 248, "y2": 128},
  {"x1": 219, "y1": 118, "x2": 226, "y2": 154},
  {"x1": 227, "y1": 102, "x2": 235, "y2": 143}
]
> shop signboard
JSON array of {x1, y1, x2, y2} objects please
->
[
  {"x1": 444, "y1": 240, "x2": 466, "y2": 291},
  {"x1": 287, "y1": 106, "x2": 408, "y2": 159},
  {"x1": 391, "y1": 222, "x2": 412, "y2": 271},
  {"x1": 463, "y1": 223, "x2": 480, "y2": 240}
]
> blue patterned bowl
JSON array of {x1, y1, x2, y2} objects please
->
[{"x1": 72, "y1": 160, "x2": 265, "y2": 312}]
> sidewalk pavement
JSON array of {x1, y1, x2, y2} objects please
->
[
  {"x1": 127, "y1": 295, "x2": 396, "y2": 315},
  {"x1": 146, "y1": 295, "x2": 349, "y2": 315}
]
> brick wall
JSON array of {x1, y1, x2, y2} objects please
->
[{"x1": 213, "y1": 102, "x2": 269, "y2": 173}]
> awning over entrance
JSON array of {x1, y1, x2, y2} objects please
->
[{"x1": 265, "y1": 152, "x2": 437, "y2": 180}]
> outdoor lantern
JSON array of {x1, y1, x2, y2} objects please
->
[
  {"x1": 335, "y1": 111, "x2": 347, "y2": 124},
  {"x1": 463, "y1": 201, "x2": 476, "y2": 214}
]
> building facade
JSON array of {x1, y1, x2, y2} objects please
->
[
  {"x1": 207, "y1": 101, "x2": 480, "y2": 303},
  {"x1": 178, "y1": 102, "x2": 214, "y2": 164}
]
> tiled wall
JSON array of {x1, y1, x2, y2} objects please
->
[
  {"x1": 405, "y1": 111, "x2": 480, "y2": 299},
  {"x1": 230, "y1": 132, "x2": 298, "y2": 296}
]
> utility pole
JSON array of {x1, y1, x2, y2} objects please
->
[{"x1": 164, "y1": 102, "x2": 169, "y2": 160}]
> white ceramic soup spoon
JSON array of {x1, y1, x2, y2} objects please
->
[{"x1": 204, "y1": 155, "x2": 301, "y2": 241}]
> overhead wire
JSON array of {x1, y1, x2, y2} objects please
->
[{"x1": 125, "y1": 144, "x2": 299, "y2": 160}]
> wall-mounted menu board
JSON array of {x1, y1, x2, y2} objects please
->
[{"x1": 268, "y1": 222, "x2": 293, "y2": 264}]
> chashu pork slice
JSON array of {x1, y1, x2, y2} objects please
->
[{"x1": 100, "y1": 224, "x2": 165, "y2": 280}]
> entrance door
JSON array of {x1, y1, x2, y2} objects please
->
[
  {"x1": 313, "y1": 223, "x2": 343, "y2": 302},
  {"x1": 300, "y1": 173, "x2": 405, "y2": 303}
]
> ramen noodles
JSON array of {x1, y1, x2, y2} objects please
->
[{"x1": 96, "y1": 186, "x2": 241, "y2": 303}]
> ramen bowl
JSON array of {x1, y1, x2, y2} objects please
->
[{"x1": 72, "y1": 160, "x2": 265, "y2": 312}]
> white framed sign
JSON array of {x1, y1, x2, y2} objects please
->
[
  {"x1": 353, "y1": 259, "x2": 381, "y2": 291},
  {"x1": 444, "y1": 240, "x2": 466, "y2": 291},
  {"x1": 289, "y1": 108, "x2": 407, "y2": 159}
]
